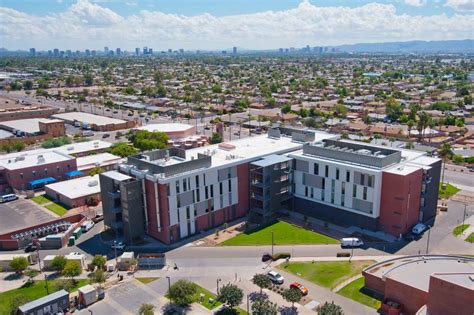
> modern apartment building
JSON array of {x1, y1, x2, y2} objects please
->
[{"x1": 100, "y1": 128, "x2": 441, "y2": 244}]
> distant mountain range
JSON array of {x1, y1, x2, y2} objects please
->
[{"x1": 337, "y1": 39, "x2": 474, "y2": 53}]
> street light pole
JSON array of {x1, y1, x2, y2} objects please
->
[
  {"x1": 425, "y1": 225, "x2": 431, "y2": 254},
  {"x1": 247, "y1": 294, "x2": 250, "y2": 314},
  {"x1": 217, "y1": 278, "x2": 221, "y2": 295},
  {"x1": 166, "y1": 276, "x2": 171, "y2": 292},
  {"x1": 270, "y1": 232, "x2": 274, "y2": 257},
  {"x1": 462, "y1": 204, "x2": 467, "y2": 232}
]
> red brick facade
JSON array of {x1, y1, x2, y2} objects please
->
[{"x1": 427, "y1": 274, "x2": 474, "y2": 315}]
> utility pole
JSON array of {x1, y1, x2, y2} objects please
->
[
  {"x1": 462, "y1": 204, "x2": 467, "y2": 231},
  {"x1": 217, "y1": 278, "x2": 221, "y2": 295},
  {"x1": 166, "y1": 276, "x2": 171, "y2": 292}
]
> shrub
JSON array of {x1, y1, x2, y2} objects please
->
[
  {"x1": 272, "y1": 252, "x2": 291, "y2": 261},
  {"x1": 336, "y1": 252, "x2": 351, "y2": 257}
]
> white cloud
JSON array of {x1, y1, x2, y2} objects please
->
[
  {"x1": 445, "y1": 0, "x2": 474, "y2": 12},
  {"x1": 404, "y1": 0, "x2": 427, "y2": 7},
  {"x1": 0, "y1": 0, "x2": 472, "y2": 50}
]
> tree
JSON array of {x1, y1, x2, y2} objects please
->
[
  {"x1": 89, "y1": 167, "x2": 105, "y2": 176},
  {"x1": 212, "y1": 84, "x2": 222, "y2": 93},
  {"x1": 340, "y1": 131, "x2": 349, "y2": 139},
  {"x1": 167, "y1": 279, "x2": 197, "y2": 306},
  {"x1": 417, "y1": 111, "x2": 431, "y2": 142},
  {"x1": 24, "y1": 268, "x2": 39, "y2": 283},
  {"x1": 54, "y1": 279, "x2": 74, "y2": 292},
  {"x1": 128, "y1": 130, "x2": 169, "y2": 151},
  {"x1": 281, "y1": 104, "x2": 292, "y2": 114},
  {"x1": 218, "y1": 283, "x2": 243, "y2": 309},
  {"x1": 385, "y1": 97, "x2": 403, "y2": 121},
  {"x1": 50, "y1": 255, "x2": 67, "y2": 272},
  {"x1": 84, "y1": 73, "x2": 94, "y2": 86},
  {"x1": 316, "y1": 301, "x2": 344, "y2": 315},
  {"x1": 407, "y1": 119, "x2": 415, "y2": 138},
  {"x1": 251, "y1": 298, "x2": 278, "y2": 315},
  {"x1": 333, "y1": 103, "x2": 348, "y2": 118},
  {"x1": 89, "y1": 269, "x2": 107, "y2": 288},
  {"x1": 138, "y1": 303, "x2": 155, "y2": 315},
  {"x1": 252, "y1": 274, "x2": 271, "y2": 293},
  {"x1": 210, "y1": 132, "x2": 222, "y2": 144},
  {"x1": 24, "y1": 80, "x2": 33, "y2": 90},
  {"x1": 439, "y1": 142, "x2": 453, "y2": 185},
  {"x1": 91, "y1": 255, "x2": 106, "y2": 270},
  {"x1": 109, "y1": 142, "x2": 138, "y2": 157},
  {"x1": 62, "y1": 260, "x2": 82, "y2": 282},
  {"x1": 9, "y1": 257, "x2": 29, "y2": 274},
  {"x1": 282, "y1": 288, "x2": 302, "y2": 308}
]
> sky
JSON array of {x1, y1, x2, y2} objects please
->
[{"x1": 0, "y1": 0, "x2": 473, "y2": 51}]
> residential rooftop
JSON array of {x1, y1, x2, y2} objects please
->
[
  {"x1": 0, "y1": 118, "x2": 63, "y2": 134},
  {"x1": 0, "y1": 150, "x2": 73, "y2": 171}
]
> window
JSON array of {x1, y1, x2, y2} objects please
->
[
  {"x1": 353, "y1": 184, "x2": 357, "y2": 198},
  {"x1": 310, "y1": 187, "x2": 314, "y2": 199},
  {"x1": 346, "y1": 171, "x2": 350, "y2": 182},
  {"x1": 219, "y1": 182, "x2": 223, "y2": 195},
  {"x1": 32, "y1": 170, "x2": 36, "y2": 176},
  {"x1": 331, "y1": 180, "x2": 335, "y2": 204},
  {"x1": 196, "y1": 189, "x2": 200, "y2": 202},
  {"x1": 195, "y1": 175, "x2": 200, "y2": 187},
  {"x1": 336, "y1": 168, "x2": 339, "y2": 180},
  {"x1": 176, "y1": 181, "x2": 180, "y2": 194},
  {"x1": 368, "y1": 175, "x2": 373, "y2": 188},
  {"x1": 229, "y1": 193, "x2": 232, "y2": 204},
  {"x1": 183, "y1": 179, "x2": 187, "y2": 192},
  {"x1": 341, "y1": 182, "x2": 345, "y2": 195},
  {"x1": 360, "y1": 174, "x2": 365, "y2": 186},
  {"x1": 177, "y1": 195, "x2": 181, "y2": 208},
  {"x1": 305, "y1": 186, "x2": 308, "y2": 197},
  {"x1": 20, "y1": 173, "x2": 23, "y2": 179},
  {"x1": 186, "y1": 206, "x2": 190, "y2": 220},
  {"x1": 210, "y1": 185, "x2": 214, "y2": 198},
  {"x1": 314, "y1": 163, "x2": 319, "y2": 175},
  {"x1": 363, "y1": 187, "x2": 368, "y2": 200},
  {"x1": 205, "y1": 186, "x2": 209, "y2": 199},
  {"x1": 322, "y1": 178, "x2": 325, "y2": 189},
  {"x1": 203, "y1": 174, "x2": 206, "y2": 185},
  {"x1": 325, "y1": 165, "x2": 329, "y2": 177},
  {"x1": 228, "y1": 180, "x2": 232, "y2": 192},
  {"x1": 220, "y1": 195, "x2": 224, "y2": 207},
  {"x1": 194, "y1": 206, "x2": 197, "y2": 217}
]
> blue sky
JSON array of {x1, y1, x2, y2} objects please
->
[
  {"x1": 0, "y1": 0, "x2": 472, "y2": 50},
  {"x1": 0, "y1": 0, "x2": 461, "y2": 17}
]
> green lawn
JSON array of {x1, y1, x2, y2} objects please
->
[
  {"x1": 0, "y1": 279, "x2": 88, "y2": 314},
  {"x1": 221, "y1": 221, "x2": 338, "y2": 246},
  {"x1": 31, "y1": 195, "x2": 52, "y2": 205},
  {"x1": 453, "y1": 224, "x2": 470, "y2": 236},
  {"x1": 136, "y1": 277, "x2": 159, "y2": 284},
  {"x1": 45, "y1": 203, "x2": 69, "y2": 216},
  {"x1": 193, "y1": 284, "x2": 223, "y2": 310},
  {"x1": 466, "y1": 233, "x2": 474, "y2": 243},
  {"x1": 278, "y1": 260, "x2": 374, "y2": 290},
  {"x1": 337, "y1": 277, "x2": 381, "y2": 309},
  {"x1": 439, "y1": 183, "x2": 460, "y2": 199}
]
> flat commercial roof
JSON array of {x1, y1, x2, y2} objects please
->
[
  {"x1": 138, "y1": 123, "x2": 194, "y2": 133},
  {"x1": 365, "y1": 255, "x2": 474, "y2": 292},
  {"x1": 76, "y1": 153, "x2": 121, "y2": 171},
  {"x1": 19, "y1": 290, "x2": 69, "y2": 312},
  {"x1": 0, "y1": 118, "x2": 63, "y2": 134},
  {"x1": 52, "y1": 112, "x2": 126, "y2": 126},
  {"x1": 251, "y1": 154, "x2": 293, "y2": 167},
  {"x1": 45, "y1": 175, "x2": 100, "y2": 199},
  {"x1": 54, "y1": 140, "x2": 112, "y2": 156},
  {"x1": 0, "y1": 129, "x2": 13, "y2": 139},
  {"x1": 0, "y1": 151, "x2": 73, "y2": 171},
  {"x1": 102, "y1": 170, "x2": 132, "y2": 182}
]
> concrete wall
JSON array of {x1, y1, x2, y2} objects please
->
[
  {"x1": 427, "y1": 274, "x2": 474, "y2": 315},
  {"x1": 384, "y1": 277, "x2": 428, "y2": 315}
]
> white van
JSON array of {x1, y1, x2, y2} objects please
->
[
  {"x1": 341, "y1": 237, "x2": 364, "y2": 248},
  {"x1": 81, "y1": 220, "x2": 95, "y2": 232},
  {"x1": 412, "y1": 223, "x2": 427, "y2": 235},
  {"x1": 0, "y1": 194, "x2": 18, "y2": 203}
]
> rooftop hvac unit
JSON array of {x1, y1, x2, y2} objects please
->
[
  {"x1": 88, "y1": 180, "x2": 98, "y2": 187},
  {"x1": 357, "y1": 149, "x2": 372, "y2": 155},
  {"x1": 37, "y1": 155, "x2": 45, "y2": 163},
  {"x1": 14, "y1": 156, "x2": 25, "y2": 162},
  {"x1": 67, "y1": 146, "x2": 74, "y2": 151}
]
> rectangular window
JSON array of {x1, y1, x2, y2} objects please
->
[
  {"x1": 186, "y1": 206, "x2": 190, "y2": 220},
  {"x1": 229, "y1": 193, "x2": 232, "y2": 204},
  {"x1": 346, "y1": 171, "x2": 350, "y2": 182},
  {"x1": 196, "y1": 189, "x2": 200, "y2": 202},
  {"x1": 195, "y1": 175, "x2": 200, "y2": 187},
  {"x1": 325, "y1": 165, "x2": 329, "y2": 177},
  {"x1": 331, "y1": 179, "x2": 335, "y2": 204},
  {"x1": 210, "y1": 185, "x2": 214, "y2": 198},
  {"x1": 177, "y1": 195, "x2": 181, "y2": 208},
  {"x1": 314, "y1": 163, "x2": 319, "y2": 175},
  {"x1": 310, "y1": 187, "x2": 314, "y2": 199},
  {"x1": 360, "y1": 174, "x2": 365, "y2": 186},
  {"x1": 368, "y1": 175, "x2": 373, "y2": 188},
  {"x1": 228, "y1": 180, "x2": 232, "y2": 192},
  {"x1": 220, "y1": 195, "x2": 224, "y2": 207},
  {"x1": 205, "y1": 186, "x2": 209, "y2": 199},
  {"x1": 176, "y1": 181, "x2": 180, "y2": 194},
  {"x1": 336, "y1": 168, "x2": 339, "y2": 180},
  {"x1": 194, "y1": 206, "x2": 197, "y2": 217},
  {"x1": 183, "y1": 179, "x2": 187, "y2": 192},
  {"x1": 353, "y1": 184, "x2": 357, "y2": 198},
  {"x1": 219, "y1": 182, "x2": 223, "y2": 195},
  {"x1": 363, "y1": 187, "x2": 368, "y2": 200},
  {"x1": 341, "y1": 182, "x2": 345, "y2": 195},
  {"x1": 322, "y1": 178, "x2": 325, "y2": 189},
  {"x1": 305, "y1": 186, "x2": 308, "y2": 197}
]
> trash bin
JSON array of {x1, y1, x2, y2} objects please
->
[{"x1": 68, "y1": 236, "x2": 75, "y2": 246}]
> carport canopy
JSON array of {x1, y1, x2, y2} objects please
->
[
  {"x1": 29, "y1": 177, "x2": 56, "y2": 187},
  {"x1": 65, "y1": 170, "x2": 84, "y2": 177}
]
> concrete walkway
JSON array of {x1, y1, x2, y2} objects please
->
[{"x1": 332, "y1": 274, "x2": 364, "y2": 292}]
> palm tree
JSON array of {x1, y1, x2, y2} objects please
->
[
  {"x1": 439, "y1": 142, "x2": 452, "y2": 185},
  {"x1": 407, "y1": 119, "x2": 414, "y2": 139},
  {"x1": 417, "y1": 112, "x2": 431, "y2": 142}
]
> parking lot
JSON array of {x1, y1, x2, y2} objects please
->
[{"x1": 0, "y1": 199, "x2": 56, "y2": 234}]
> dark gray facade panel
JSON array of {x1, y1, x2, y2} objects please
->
[
  {"x1": 179, "y1": 191, "x2": 194, "y2": 207},
  {"x1": 293, "y1": 197, "x2": 378, "y2": 231},
  {"x1": 121, "y1": 180, "x2": 146, "y2": 242},
  {"x1": 305, "y1": 174, "x2": 324, "y2": 188},
  {"x1": 295, "y1": 160, "x2": 309, "y2": 172},
  {"x1": 423, "y1": 159, "x2": 441, "y2": 223},
  {"x1": 352, "y1": 198, "x2": 373, "y2": 214}
]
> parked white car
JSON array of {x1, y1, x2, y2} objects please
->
[
  {"x1": 341, "y1": 237, "x2": 364, "y2": 248},
  {"x1": 267, "y1": 270, "x2": 284, "y2": 284},
  {"x1": 412, "y1": 223, "x2": 428, "y2": 235}
]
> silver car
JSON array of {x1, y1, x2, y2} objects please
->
[{"x1": 267, "y1": 270, "x2": 284, "y2": 284}]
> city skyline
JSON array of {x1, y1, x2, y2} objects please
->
[{"x1": 0, "y1": 0, "x2": 473, "y2": 51}]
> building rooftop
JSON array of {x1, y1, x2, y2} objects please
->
[
  {"x1": 251, "y1": 154, "x2": 293, "y2": 167},
  {"x1": 0, "y1": 150, "x2": 73, "y2": 171},
  {"x1": 45, "y1": 175, "x2": 100, "y2": 199},
  {"x1": 137, "y1": 123, "x2": 194, "y2": 133},
  {"x1": 76, "y1": 153, "x2": 122, "y2": 171},
  {"x1": 364, "y1": 255, "x2": 474, "y2": 292},
  {"x1": 52, "y1": 112, "x2": 126, "y2": 126},
  {"x1": 0, "y1": 129, "x2": 13, "y2": 139},
  {"x1": 54, "y1": 140, "x2": 112, "y2": 156},
  {"x1": 430, "y1": 273, "x2": 474, "y2": 290},
  {"x1": 18, "y1": 290, "x2": 69, "y2": 313},
  {"x1": 0, "y1": 118, "x2": 63, "y2": 135},
  {"x1": 101, "y1": 170, "x2": 132, "y2": 182}
]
